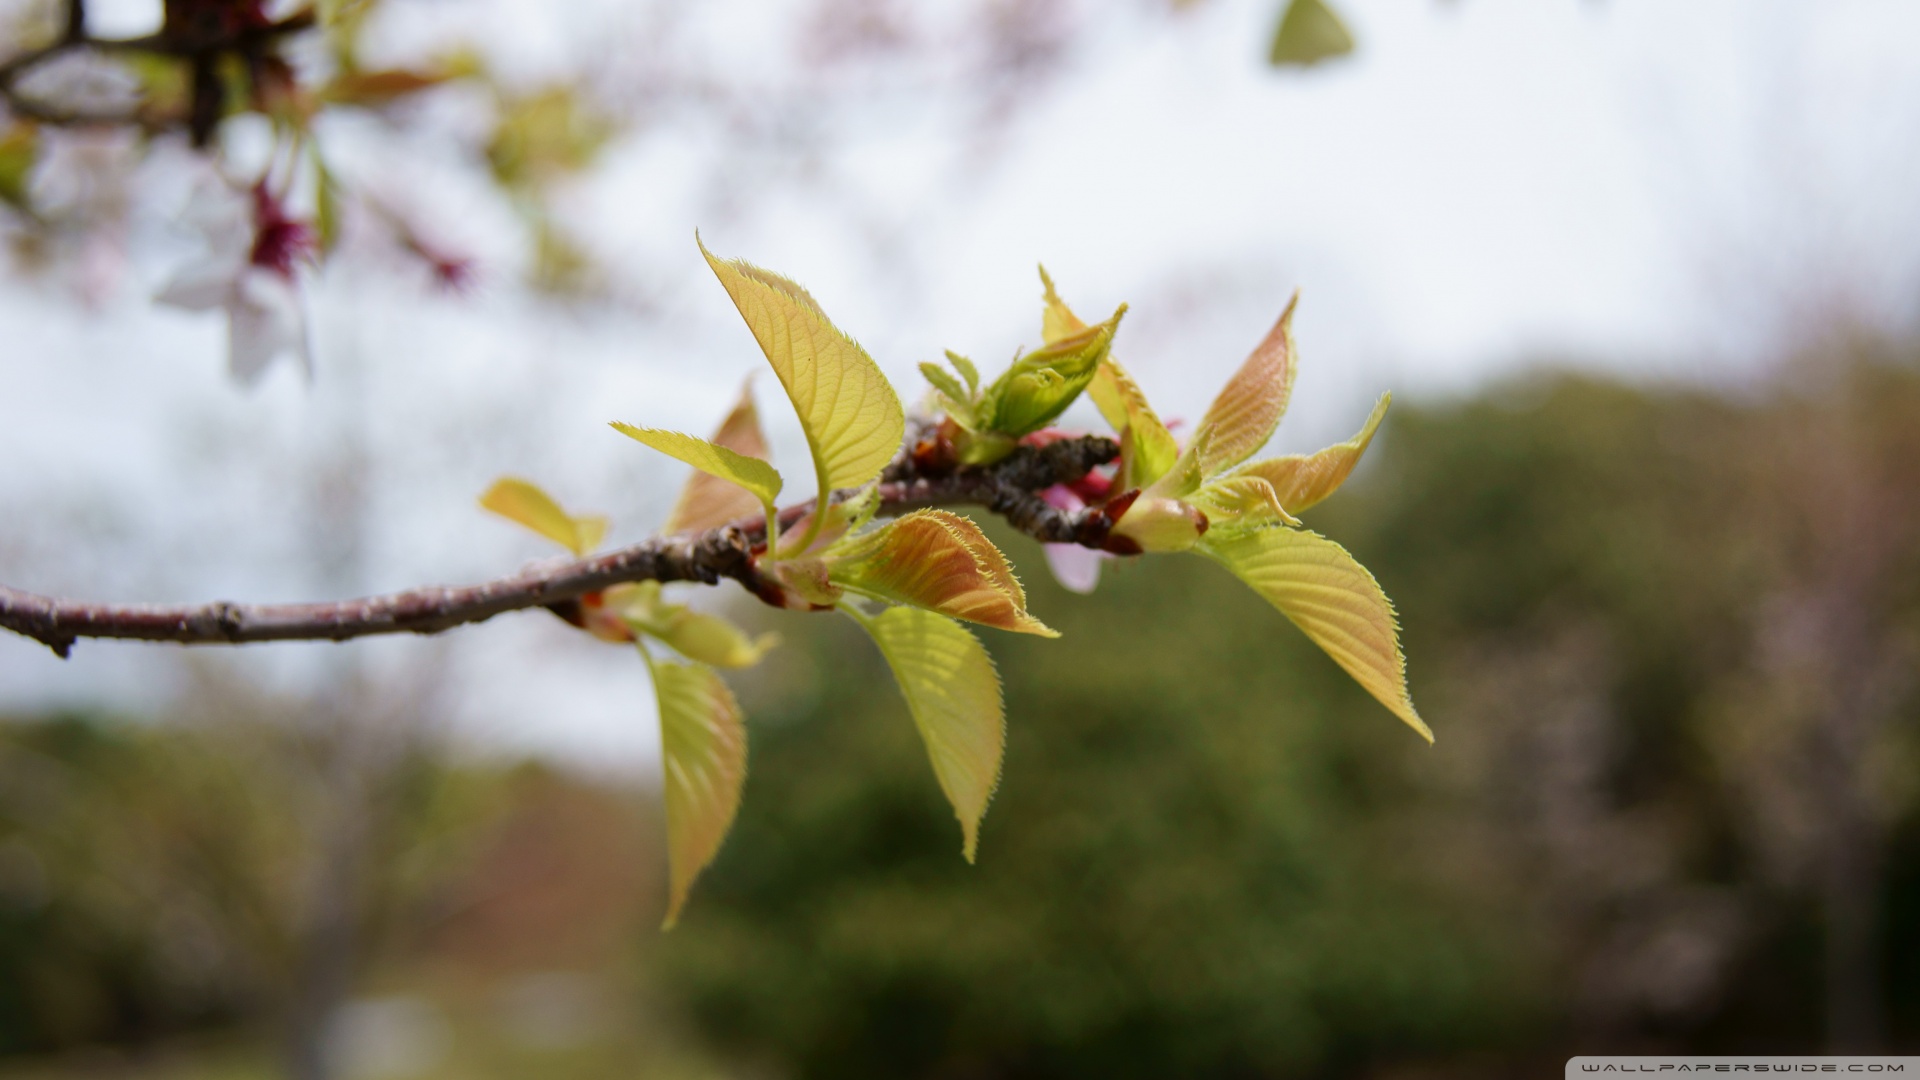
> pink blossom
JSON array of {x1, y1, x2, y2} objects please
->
[{"x1": 1039, "y1": 483, "x2": 1112, "y2": 594}]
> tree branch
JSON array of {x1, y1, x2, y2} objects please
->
[
  {"x1": 0, "y1": 435, "x2": 1119, "y2": 657},
  {"x1": 0, "y1": 11, "x2": 314, "y2": 133}
]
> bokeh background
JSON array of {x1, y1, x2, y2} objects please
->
[{"x1": 4, "y1": 0, "x2": 1920, "y2": 1076}]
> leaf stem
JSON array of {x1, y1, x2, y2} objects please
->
[
  {"x1": 836, "y1": 600, "x2": 875, "y2": 631},
  {"x1": 760, "y1": 497, "x2": 781, "y2": 558},
  {"x1": 779, "y1": 473, "x2": 832, "y2": 559}
]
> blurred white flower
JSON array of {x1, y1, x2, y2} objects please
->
[{"x1": 156, "y1": 181, "x2": 314, "y2": 387}]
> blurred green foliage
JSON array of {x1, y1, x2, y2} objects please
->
[
  {"x1": 6, "y1": 355, "x2": 1920, "y2": 1076},
  {"x1": 663, "y1": 354, "x2": 1920, "y2": 1075},
  {"x1": 0, "y1": 715, "x2": 245, "y2": 1054},
  {"x1": 665, "y1": 546, "x2": 1544, "y2": 1079},
  {"x1": 0, "y1": 696, "x2": 505, "y2": 1060}
]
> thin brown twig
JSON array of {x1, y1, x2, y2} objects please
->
[{"x1": 0, "y1": 435, "x2": 1120, "y2": 658}]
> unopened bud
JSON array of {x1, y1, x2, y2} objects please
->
[{"x1": 1108, "y1": 496, "x2": 1208, "y2": 554}]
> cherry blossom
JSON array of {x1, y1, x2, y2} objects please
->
[{"x1": 155, "y1": 181, "x2": 315, "y2": 387}]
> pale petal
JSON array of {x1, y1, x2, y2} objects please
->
[
  {"x1": 154, "y1": 260, "x2": 237, "y2": 312},
  {"x1": 1043, "y1": 543, "x2": 1105, "y2": 594},
  {"x1": 226, "y1": 273, "x2": 307, "y2": 387},
  {"x1": 179, "y1": 178, "x2": 251, "y2": 244}
]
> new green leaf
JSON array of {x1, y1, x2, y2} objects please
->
[
  {"x1": 1037, "y1": 265, "x2": 1087, "y2": 346},
  {"x1": 612, "y1": 422, "x2": 782, "y2": 544},
  {"x1": 1199, "y1": 526, "x2": 1429, "y2": 742},
  {"x1": 698, "y1": 238, "x2": 905, "y2": 535},
  {"x1": 828, "y1": 510, "x2": 1057, "y2": 637},
  {"x1": 478, "y1": 477, "x2": 607, "y2": 555},
  {"x1": 661, "y1": 381, "x2": 776, "y2": 535},
  {"x1": 1037, "y1": 267, "x2": 1177, "y2": 488},
  {"x1": 946, "y1": 350, "x2": 980, "y2": 394},
  {"x1": 1194, "y1": 292, "x2": 1298, "y2": 474},
  {"x1": 1191, "y1": 474, "x2": 1301, "y2": 531},
  {"x1": 648, "y1": 653, "x2": 749, "y2": 928},
  {"x1": 1230, "y1": 393, "x2": 1388, "y2": 515},
  {"x1": 1269, "y1": 0, "x2": 1355, "y2": 68},
  {"x1": 980, "y1": 308, "x2": 1123, "y2": 437},
  {"x1": 611, "y1": 423, "x2": 782, "y2": 510},
  {"x1": 0, "y1": 124, "x2": 38, "y2": 212},
  {"x1": 850, "y1": 606, "x2": 1005, "y2": 862},
  {"x1": 920, "y1": 361, "x2": 979, "y2": 429},
  {"x1": 613, "y1": 582, "x2": 778, "y2": 669}
]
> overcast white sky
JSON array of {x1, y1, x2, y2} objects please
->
[{"x1": 4, "y1": 0, "x2": 1918, "y2": 769}]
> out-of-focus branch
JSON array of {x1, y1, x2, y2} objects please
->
[
  {"x1": 63, "y1": 0, "x2": 86, "y2": 45},
  {"x1": 0, "y1": 9, "x2": 314, "y2": 134},
  {"x1": 0, "y1": 435, "x2": 1119, "y2": 657}
]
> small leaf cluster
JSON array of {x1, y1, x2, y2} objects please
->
[
  {"x1": 921, "y1": 306, "x2": 1125, "y2": 466},
  {"x1": 483, "y1": 238, "x2": 1424, "y2": 926}
]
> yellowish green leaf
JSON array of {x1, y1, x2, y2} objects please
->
[
  {"x1": 661, "y1": 382, "x2": 776, "y2": 535},
  {"x1": 1269, "y1": 0, "x2": 1356, "y2": 68},
  {"x1": 487, "y1": 87, "x2": 610, "y2": 188},
  {"x1": 920, "y1": 362, "x2": 978, "y2": 428},
  {"x1": 1195, "y1": 292, "x2": 1298, "y2": 474},
  {"x1": 0, "y1": 124, "x2": 39, "y2": 212},
  {"x1": 699, "y1": 239, "x2": 905, "y2": 524},
  {"x1": 1231, "y1": 392, "x2": 1388, "y2": 515},
  {"x1": 1112, "y1": 406, "x2": 1180, "y2": 493},
  {"x1": 946, "y1": 350, "x2": 981, "y2": 394},
  {"x1": 323, "y1": 68, "x2": 449, "y2": 107},
  {"x1": 1108, "y1": 495, "x2": 1210, "y2": 554},
  {"x1": 1198, "y1": 527, "x2": 1430, "y2": 742},
  {"x1": 1191, "y1": 474, "x2": 1301, "y2": 530},
  {"x1": 117, "y1": 53, "x2": 191, "y2": 117},
  {"x1": 648, "y1": 654, "x2": 749, "y2": 928},
  {"x1": 851, "y1": 606, "x2": 1004, "y2": 862},
  {"x1": 1037, "y1": 268, "x2": 1177, "y2": 488},
  {"x1": 768, "y1": 558, "x2": 843, "y2": 609},
  {"x1": 655, "y1": 613, "x2": 778, "y2": 669},
  {"x1": 610, "y1": 423, "x2": 783, "y2": 529},
  {"x1": 983, "y1": 307, "x2": 1123, "y2": 436},
  {"x1": 1037, "y1": 264, "x2": 1088, "y2": 346},
  {"x1": 530, "y1": 217, "x2": 593, "y2": 294},
  {"x1": 478, "y1": 477, "x2": 607, "y2": 555},
  {"x1": 954, "y1": 431, "x2": 1017, "y2": 467},
  {"x1": 1144, "y1": 426, "x2": 1213, "y2": 502},
  {"x1": 314, "y1": 170, "x2": 341, "y2": 255},
  {"x1": 612, "y1": 583, "x2": 777, "y2": 668},
  {"x1": 828, "y1": 510, "x2": 1056, "y2": 637}
]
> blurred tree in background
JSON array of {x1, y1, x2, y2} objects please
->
[
  {"x1": 3, "y1": 343, "x2": 1919, "y2": 1078},
  {"x1": 4, "y1": 0, "x2": 1920, "y2": 1076},
  {"x1": 662, "y1": 346, "x2": 1920, "y2": 1077}
]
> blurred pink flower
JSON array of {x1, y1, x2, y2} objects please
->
[{"x1": 1039, "y1": 483, "x2": 1111, "y2": 594}]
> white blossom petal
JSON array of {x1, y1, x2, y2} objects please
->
[
  {"x1": 1044, "y1": 542, "x2": 1106, "y2": 595},
  {"x1": 154, "y1": 257, "x2": 239, "y2": 311},
  {"x1": 226, "y1": 271, "x2": 308, "y2": 387},
  {"x1": 179, "y1": 179, "x2": 253, "y2": 259}
]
